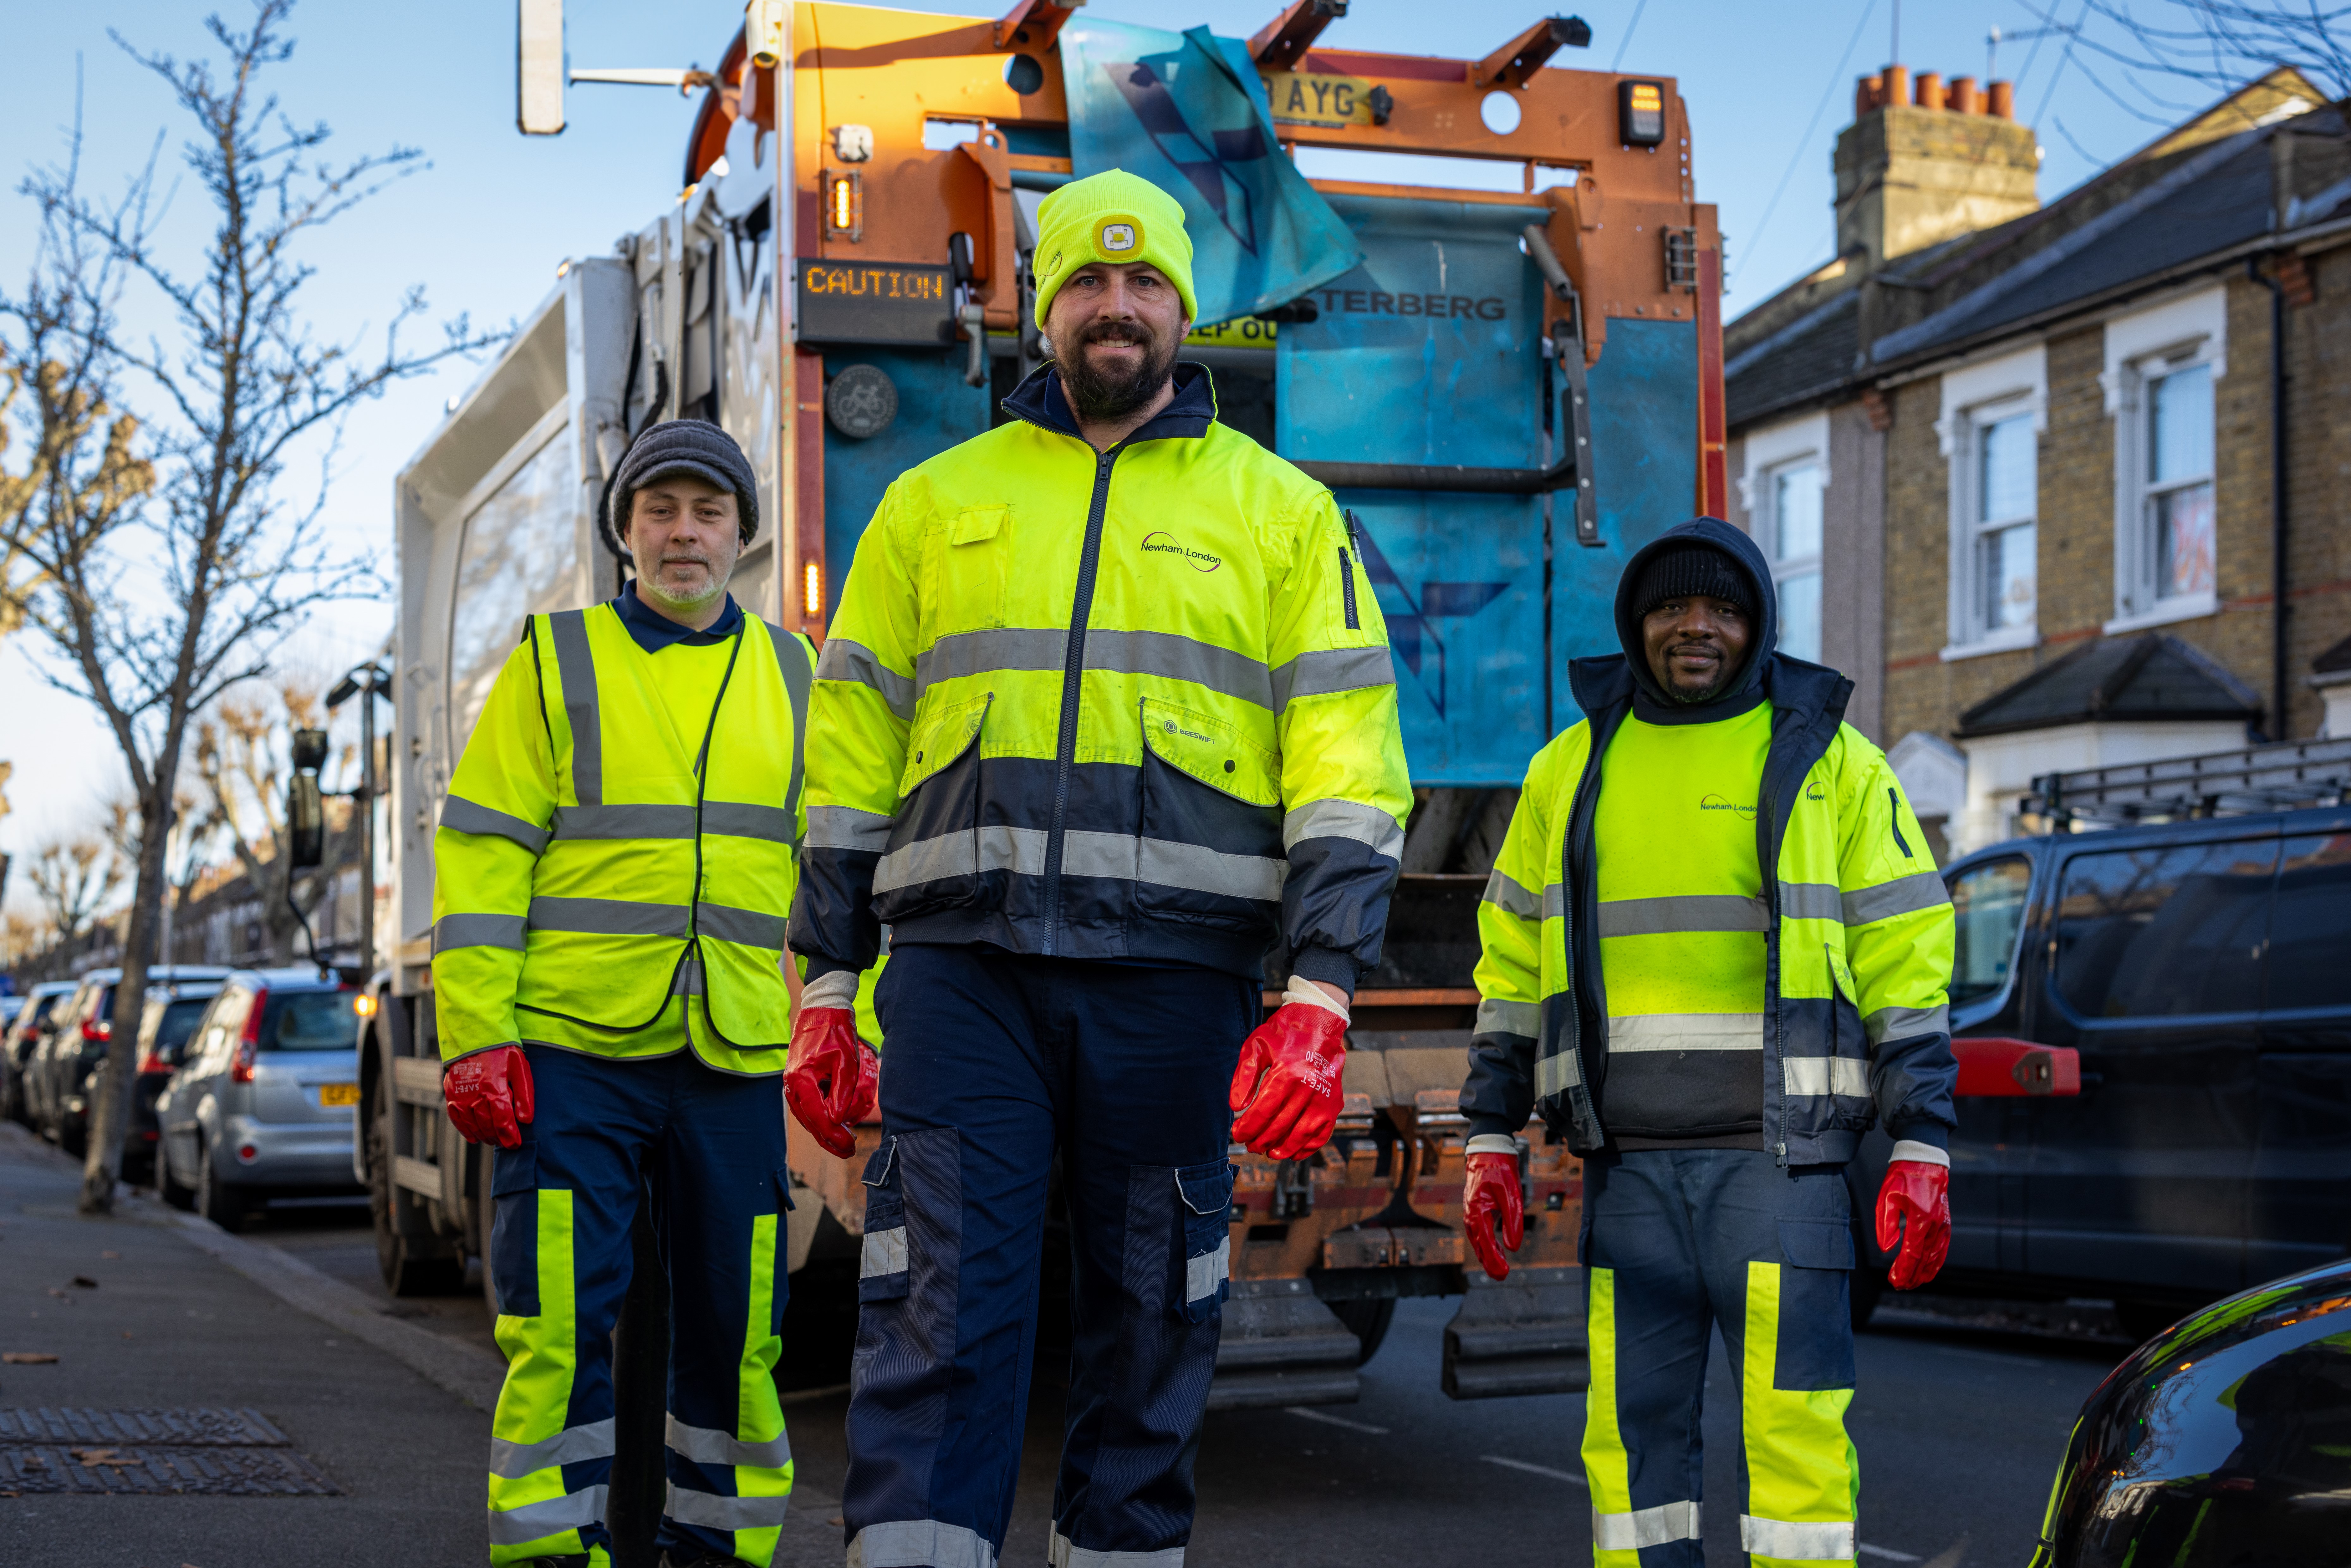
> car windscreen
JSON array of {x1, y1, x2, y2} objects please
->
[
  {"x1": 261, "y1": 989, "x2": 360, "y2": 1051},
  {"x1": 1947, "y1": 856, "x2": 2030, "y2": 1005}
]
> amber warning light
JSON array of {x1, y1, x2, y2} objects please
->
[{"x1": 1619, "y1": 80, "x2": 1666, "y2": 147}]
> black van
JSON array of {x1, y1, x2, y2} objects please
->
[{"x1": 1850, "y1": 762, "x2": 2351, "y2": 1338}]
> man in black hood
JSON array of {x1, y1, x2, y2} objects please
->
[{"x1": 1453, "y1": 518, "x2": 1960, "y2": 1565}]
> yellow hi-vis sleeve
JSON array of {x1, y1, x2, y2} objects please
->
[{"x1": 432, "y1": 639, "x2": 558, "y2": 1064}]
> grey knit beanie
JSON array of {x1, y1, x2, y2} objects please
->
[
  {"x1": 606, "y1": 418, "x2": 760, "y2": 554},
  {"x1": 1628, "y1": 541, "x2": 1757, "y2": 622}
]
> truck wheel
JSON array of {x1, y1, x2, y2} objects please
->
[
  {"x1": 197, "y1": 1140, "x2": 251, "y2": 1233},
  {"x1": 370, "y1": 1121, "x2": 463, "y2": 1295},
  {"x1": 1329, "y1": 1297, "x2": 1397, "y2": 1366}
]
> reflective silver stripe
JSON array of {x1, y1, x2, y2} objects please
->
[
  {"x1": 486, "y1": 1484, "x2": 610, "y2": 1545},
  {"x1": 915, "y1": 627, "x2": 1066, "y2": 693},
  {"x1": 861, "y1": 1227, "x2": 907, "y2": 1278},
  {"x1": 1606, "y1": 1013, "x2": 1764, "y2": 1052},
  {"x1": 550, "y1": 803, "x2": 697, "y2": 841},
  {"x1": 702, "y1": 801, "x2": 799, "y2": 844},
  {"x1": 665, "y1": 1414, "x2": 793, "y2": 1470},
  {"x1": 1282, "y1": 797, "x2": 1407, "y2": 862},
  {"x1": 770, "y1": 621, "x2": 814, "y2": 830},
  {"x1": 1740, "y1": 1515, "x2": 1856, "y2": 1560},
  {"x1": 1592, "y1": 1500, "x2": 1702, "y2": 1551},
  {"x1": 847, "y1": 1519, "x2": 999, "y2": 1568},
  {"x1": 806, "y1": 805, "x2": 895, "y2": 854},
  {"x1": 915, "y1": 626, "x2": 1275, "y2": 709},
  {"x1": 1482, "y1": 869, "x2": 1540, "y2": 920},
  {"x1": 1475, "y1": 997, "x2": 1540, "y2": 1039},
  {"x1": 1784, "y1": 1057, "x2": 1872, "y2": 1097},
  {"x1": 1866, "y1": 1003, "x2": 1950, "y2": 1045},
  {"x1": 699, "y1": 902, "x2": 788, "y2": 950},
  {"x1": 665, "y1": 1481, "x2": 793, "y2": 1530},
  {"x1": 1597, "y1": 894, "x2": 1768, "y2": 938},
  {"x1": 1050, "y1": 1528, "x2": 1187, "y2": 1568},
  {"x1": 1777, "y1": 880, "x2": 1844, "y2": 922},
  {"x1": 1271, "y1": 644, "x2": 1396, "y2": 708},
  {"x1": 488, "y1": 1418, "x2": 616, "y2": 1479},
  {"x1": 1185, "y1": 1236, "x2": 1231, "y2": 1305},
  {"x1": 1534, "y1": 1049, "x2": 1581, "y2": 1097},
  {"x1": 876, "y1": 826, "x2": 1285, "y2": 903},
  {"x1": 440, "y1": 795, "x2": 551, "y2": 854},
  {"x1": 434, "y1": 913, "x2": 527, "y2": 954},
  {"x1": 1842, "y1": 871, "x2": 1951, "y2": 926},
  {"x1": 671, "y1": 958, "x2": 705, "y2": 996},
  {"x1": 527, "y1": 896, "x2": 692, "y2": 939},
  {"x1": 817, "y1": 635, "x2": 914, "y2": 720},
  {"x1": 547, "y1": 609, "x2": 602, "y2": 805}
]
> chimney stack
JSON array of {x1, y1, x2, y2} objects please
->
[{"x1": 1835, "y1": 61, "x2": 2039, "y2": 267}]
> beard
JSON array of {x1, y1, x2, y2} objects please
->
[
  {"x1": 1057, "y1": 317, "x2": 1179, "y2": 423},
  {"x1": 1662, "y1": 642, "x2": 1738, "y2": 704},
  {"x1": 641, "y1": 553, "x2": 728, "y2": 610}
]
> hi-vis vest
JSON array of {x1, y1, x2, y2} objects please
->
[{"x1": 432, "y1": 602, "x2": 812, "y2": 1074}]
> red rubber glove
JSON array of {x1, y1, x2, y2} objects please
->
[
  {"x1": 785, "y1": 1007, "x2": 877, "y2": 1159},
  {"x1": 444, "y1": 1045, "x2": 534, "y2": 1149},
  {"x1": 1875, "y1": 1159, "x2": 1951, "y2": 1290},
  {"x1": 1464, "y1": 1151, "x2": 1524, "y2": 1281},
  {"x1": 1228, "y1": 998, "x2": 1349, "y2": 1161}
]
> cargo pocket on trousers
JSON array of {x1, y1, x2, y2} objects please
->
[
  {"x1": 858, "y1": 1136, "x2": 908, "y2": 1303},
  {"x1": 1774, "y1": 1215, "x2": 1857, "y2": 1390},
  {"x1": 1176, "y1": 1161, "x2": 1236, "y2": 1323},
  {"x1": 490, "y1": 1143, "x2": 540, "y2": 1318}
]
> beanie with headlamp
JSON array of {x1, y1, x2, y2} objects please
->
[{"x1": 1030, "y1": 169, "x2": 1198, "y2": 330}]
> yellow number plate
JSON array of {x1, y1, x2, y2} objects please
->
[
  {"x1": 1262, "y1": 71, "x2": 1375, "y2": 128},
  {"x1": 318, "y1": 1082, "x2": 360, "y2": 1108}
]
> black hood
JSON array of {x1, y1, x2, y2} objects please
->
[{"x1": 1612, "y1": 516, "x2": 1776, "y2": 722}]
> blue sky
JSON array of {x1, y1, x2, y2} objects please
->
[{"x1": 0, "y1": 0, "x2": 2220, "y2": 911}]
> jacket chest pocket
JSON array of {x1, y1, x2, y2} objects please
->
[
  {"x1": 1135, "y1": 696, "x2": 1285, "y2": 932},
  {"x1": 917, "y1": 506, "x2": 1011, "y2": 643}
]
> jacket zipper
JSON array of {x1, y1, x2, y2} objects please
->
[
  {"x1": 1042, "y1": 444, "x2": 1119, "y2": 953},
  {"x1": 1338, "y1": 547, "x2": 1360, "y2": 630}
]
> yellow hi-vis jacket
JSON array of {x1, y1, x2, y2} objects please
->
[
  {"x1": 787, "y1": 364, "x2": 1412, "y2": 989},
  {"x1": 1463, "y1": 645, "x2": 1959, "y2": 1165},
  {"x1": 430, "y1": 601, "x2": 814, "y2": 1073}
]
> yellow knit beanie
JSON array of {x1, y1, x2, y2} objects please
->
[{"x1": 1031, "y1": 169, "x2": 1197, "y2": 330}]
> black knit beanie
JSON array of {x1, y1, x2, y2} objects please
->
[
  {"x1": 1629, "y1": 541, "x2": 1757, "y2": 623},
  {"x1": 606, "y1": 418, "x2": 760, "y2": 554}
]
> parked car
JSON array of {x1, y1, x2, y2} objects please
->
[
  {"x1": 1847, "y1": 797, "x2": 2351, "y2": 1338},
  {"x1": 2027, "y1": 1253, "x2": 2351, "y2": 1565},
  {"x1": 1, "y1": 980, "x2": 79, "y2": 1125},
  {"x1": 156, "y1": 967, "x2": 364, "y2": 1228},
  {"x1": 28, "y1": 968, "x2": 231, "y2": 1154},
  {"x1": 91, "y1": 980, "x2": 225, "y2": 1185}
]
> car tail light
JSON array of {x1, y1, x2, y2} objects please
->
[
  {"x1": 81, "y1": 1019, "x2": 111, "y2": 1044},
  {"x1": 138, "y1": 1046, "x2": 174, "y2": 1075},
  {"x1": 237, "y1": 1143, "x2": 258, "y2": 1162},
  {"x1": 229, "y1": 989, "x2": 270, "y2": 1083}
]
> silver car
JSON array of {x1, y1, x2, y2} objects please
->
[{"x1": 156, "y1": 966, "x2": 365, "y2": 1230}]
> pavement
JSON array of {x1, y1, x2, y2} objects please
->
[{"x1": 0, "y1": 1118, "x2": 2124, "y2": 1566}]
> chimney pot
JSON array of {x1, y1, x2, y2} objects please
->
[
  {"x1": 1988, "y1": 80, "x2": 2015, "y2": 120},
  {"x1": 1883, "y1": 64, "x2": 1911, "y2": 107},
  {"x1": 1948, "y1": 74, "x2": 1979, "y2": 114},
  {"x1": 1915, "y1": 71, "x2": 1944, "y2": 111}
]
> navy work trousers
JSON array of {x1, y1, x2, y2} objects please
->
[
  {"x1": 485, "y1": 1046, "x2": 796, "y2": 1567},
  {"x1": 841, "y1": 944, "x2": 1254, "y2": 1568},
  {"x1": 1580, "y1": 1148, "x2": 1861, "y2": 1567}
]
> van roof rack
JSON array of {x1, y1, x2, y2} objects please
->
[{"x1": 2026, "y1": 736, "x2": 2351, "y2": 828}]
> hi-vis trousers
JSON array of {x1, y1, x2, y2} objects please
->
[
  {"x1": 841, "y1": 945, "x2": 1253, "y2": 1568},
  {"x1": 485, "y1": 1046, "x2": 795, "y2": 1566},
  {"x1": 1581, "y1": 1148, "x2": 1860, "y2": 1567}
]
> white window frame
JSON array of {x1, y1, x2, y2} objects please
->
[
  {"x1": 1735, "y1": 411, "x2": 1828, "y2": 661},
  {"x1": 1936, "y1": 343, "x2": 2046, "y2": 661},
  {"x1": 2102, "y1": 286, "x2": 2227, "y2": 633}
]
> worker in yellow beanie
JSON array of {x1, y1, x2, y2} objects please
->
[{"x1": 793, "y1": 160, "x2": 1410, "y2": 1568}]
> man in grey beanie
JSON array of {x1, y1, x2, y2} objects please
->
[{"x1": 604, "y1": 416, "x2": 764, "y2": 643}]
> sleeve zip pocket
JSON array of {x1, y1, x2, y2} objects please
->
[{"x1": 1338, "y1": 547, "x2": 1360, "y2": 630}]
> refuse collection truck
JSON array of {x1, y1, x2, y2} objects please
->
[{"x1": 361, "y1": 0, "x2": 1724, "y2": 1408}]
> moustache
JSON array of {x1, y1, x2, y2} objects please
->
[{"x1": 1667, "y1": 640, "x2": 1721, "y2": 657}]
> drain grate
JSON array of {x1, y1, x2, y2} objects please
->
[{"x1": 0, "y1": 1408, "x2": 339, "y2": 1496}]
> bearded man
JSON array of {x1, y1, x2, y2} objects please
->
[{"x1": 783, "y1": 169, "x2": 1411, "y2": 1568}]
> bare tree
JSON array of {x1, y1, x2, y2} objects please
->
[
  {"x1": 25, "y1": 828, "x2": 130, "y2": 941},
  {"x1": 1, "y1": 2, "x2": 494, "y2": 1213},
  {"x1": 194, "y1": 679, "x2": 353, "y2": 962},
  {"x1": 2, "y1": 909, "x2": 55, "y2": 971},
  {"x1": 2024, "y1": 2, "x2": 2351, "y2": 107}
]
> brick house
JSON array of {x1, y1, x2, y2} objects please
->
[{"x1": 1724, "y1": 64, "x2": 2351, "y2": 856}]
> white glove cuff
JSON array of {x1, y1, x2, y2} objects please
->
[
  {"x1": 1282, "y1": 974, "x2": 1350, "y2": 1024},
  {"x1": 799, "y1": 968, "x2": 859, "y2": 1012},
  {"x1": 1464, "y1": 1134, "x2": 1520, "y2": 1158},
  {"x1": 1888, "y1": 1139, "x2": 1949, "y2": 1168}
]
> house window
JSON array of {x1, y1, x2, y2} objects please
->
[
  {"x1": 1969, "y1": 406, "x2": 2038, "y2": 638},
  {"x1": 2144, "y1": 359, "x2": 2216, "y2": 602},
  {"x1": 1765, "y1": 458, "x2": 1823, "y2": 663}
]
